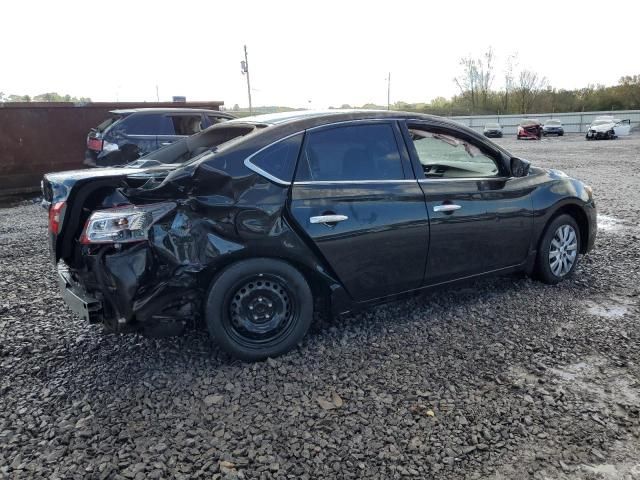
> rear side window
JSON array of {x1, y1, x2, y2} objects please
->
[
  {"x1": 296, "y1": 123, "x2": 404, "y2": 182},
  {"x1": 96, "y1": 115, "x2": 122, "y2": 132},
  {"x1": 118, "y1": 114, "x2": 173, "y2": 135},
  {"x1": 248, "y1": 133, "x2": 303, "y2": 183}
]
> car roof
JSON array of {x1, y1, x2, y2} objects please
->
[
  {"x1": 110, "y1": 108, "x2": 233, "y2": 116},
  {"x1": 226, "y1": 109, "x2": 458, "y2": 129},
  {"x1": 201, "y1": 109, "x2": 512, "y2": 165}
]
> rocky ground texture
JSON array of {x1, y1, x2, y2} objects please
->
[{"x1": 1, "y1": 134, "x2": 639, "y2": 479}]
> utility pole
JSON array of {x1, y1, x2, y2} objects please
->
[
  {"x1": 241, "y1": 45, "x2": 253, "y2": 114},
  {"x1": 155, "y1": 85, "x2": 159, "y2": 102},
  {"x1": 387, "y1": 72, "x2": 391, "y2": 110}
]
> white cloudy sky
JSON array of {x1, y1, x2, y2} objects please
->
[{"x1": 1, "y1": 0, "x2": 638, "y2": 109}]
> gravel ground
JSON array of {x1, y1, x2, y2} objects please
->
[{"x1": 1, "y1": 134, "x2": 639, "y2": 480}]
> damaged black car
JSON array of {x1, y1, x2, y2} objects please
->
[{"x1": 43, "y1": 110, "x2": 597, "y2": 360}]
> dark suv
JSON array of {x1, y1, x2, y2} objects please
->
[
  {"x1": 44, "y1": 110, "x2": 596, "y2": 361},
  {"x1": 84, "y1": 108, "x2": 235, "y2": 167}
]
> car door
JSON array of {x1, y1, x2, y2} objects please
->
[
  {"x1": 105, "y1": 113, "x2": 166, "y2": 164},
  {"x1": 614, "y1": 119, "x2": 631, "y2": 136},
  {"x1": 401, "y1": 121, "x2": 534, "y2": 285},
  {"x1": 289, "y1": 120, "x2": 430, "y2": 302}
]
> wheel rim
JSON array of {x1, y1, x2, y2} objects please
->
[
  {"x1": 224, "y1": 274, "x2": 298, "y2": 348},
  {"x1": 548, "y1": 224, "x2": 578, "y2": 277}
]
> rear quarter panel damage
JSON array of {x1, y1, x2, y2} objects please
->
[{"x1": 86, "y1": 171, "x2": 342, "y2": 335}]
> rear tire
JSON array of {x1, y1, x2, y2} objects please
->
[
  {"x1": 534, "y1": 214, "x2": 581, "y2": 285},
  {"x1": 205, "y1": 258, "x2": 313, "y2": 361}
]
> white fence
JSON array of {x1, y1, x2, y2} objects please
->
[{"x1": 449, "y1": 110, "x2": 640, "y2": 135}]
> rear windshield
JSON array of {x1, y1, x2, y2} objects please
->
[
  {"x1": 520, "y1": 120, "x2": 540, "y2": 126},
  {"x1": 96, "y1": 115, "x2": 123, "y2": 132}
]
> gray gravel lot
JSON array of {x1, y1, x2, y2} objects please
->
[{"x1": 1, "y1": 134, "x2": 639, "y2": 479}]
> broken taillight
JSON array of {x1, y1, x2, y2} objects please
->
[
  {"x1": 48, "y1": 201, "x2": 66, "y2": 234},
  {"x1": 87, "y1": 138, "x2": 103, "y2": 151}
]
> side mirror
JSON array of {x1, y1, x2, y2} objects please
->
[{"x1": 510, "y1": 157, "x2": 531, "y2": 177}]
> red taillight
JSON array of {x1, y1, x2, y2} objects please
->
[
  {"x1": 87, "y1": 138, "x2": 103, "y2": 151},
  {"x1": 49, "y1": 201, "x2": 66, "y2": 234}
]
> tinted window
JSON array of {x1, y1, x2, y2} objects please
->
[
  {"x1": 119, "y1": 114, "x2": 173, "y2": 135},
  {"x1": 409, "y1": 128, "x2": 499, "y2": 179},
  {"x1": 249, "y1": 133, "x2": 303, "y2": 182},
  {"x1": 169, "y1": 115, "x2": 204, "y2": 135},
  {"x1": 296, "y1": 124, "x2": 404, "y2": 181}
]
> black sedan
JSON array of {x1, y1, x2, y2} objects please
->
[{"x1": 43, "y1": 110, "x2": 597, "y2": 360}]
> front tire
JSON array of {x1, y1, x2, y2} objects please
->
[
  {"x1": 535, "y1": 214, "x2": 581, "y2": 285},
  {"x1": 205, "y1": 259, "x2": 313, "y2": 361}
]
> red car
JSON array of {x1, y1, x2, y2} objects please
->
[{"x1": 517, "y1": 119, "x2": 543, "y2": 140}]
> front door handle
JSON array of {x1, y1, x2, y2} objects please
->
[
  {"x1": 433, "y1": 204, "x2": 462, "y2": 213},
  {"x1": 310, "y1": 214, "x2": 348, "y2": 224}
]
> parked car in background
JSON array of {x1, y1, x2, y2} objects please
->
[
  {"x1": 585, "y1": 116, "x2": 632, "y2": 140},
  {"x1": 84, "y1": 108, "x2": 235, "y2": 167},
  {"x1": 43, "y1": 110, "x2": 596, "y2": 360},
  {"x1": 483, "y1": 123, "x2": 503, "y2": 138},
  {"x1": 517, "y1": 119, "x2": 543, "y2": 140},
  {"x1": 543, "y1": 119, "x2": 564, "y2": 136}
]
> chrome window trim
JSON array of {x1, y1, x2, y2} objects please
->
[
  {"x1": 294, "y1": 179, "x2": 417, "y2": 185},
  {"x1": 243, "y1": 131, "x2": 304, "y2": 186},
  {"x1": 418, "y1": 177, "x2": 510, "y2": 183},
  {"x1": 245, "y1": 118, "x2": 421, "y2": 186}
]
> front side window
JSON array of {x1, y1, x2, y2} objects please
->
[
  {"x1": 169, "y1": 115, "x2": 203, "y2": 135},
  {"x1": 409, "y1": 127, "x2": 499, "y2": 179},
  {"x1": 296, "y1": 123, "x2": 404, "y2": 182}
]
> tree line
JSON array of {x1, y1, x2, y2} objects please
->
[
  {"x1": 341, "y1": 49, "x2": 640, "y2": 116},
  {"x1": 0, "y1": 92, "x2": 91, "y2": 103}
]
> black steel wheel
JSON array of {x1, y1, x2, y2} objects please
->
[{"x1": 205, "y1": 258, "x2": 313, "y2": 361}]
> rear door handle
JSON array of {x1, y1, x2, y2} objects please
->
[
  {"x1": 310, "y1": 214, "x2": 348, "y2": 224},
  {"x1": 433, "y1": 204, "x2": 462, "y2": 213}
]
